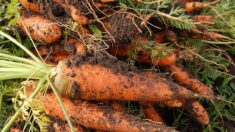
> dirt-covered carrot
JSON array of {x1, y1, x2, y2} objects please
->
[
  {"x1": 183, "y1": 100, "x2": 209, "y2": 125},
  {"x1": 17, "y1": 15, "x2": 62, "y2": 44},
  {"x1": 143, "y1": 70, "x2": 209, "y2": 125},
  {"x1": 141, "y1": 102, "x2": 165, "y2": 124},
  {"x1": 192, "y1": 15, "x2": 214, "y2": 25},
  {"x1": 53, "y1": 51, "x2": 205, "y2": 105},
  {"x1": 19, "y1": 0, "x2": 40, "y2": 13},
  {"x1": 168, "y1": 65, "x2": 214, "y2": 95},
  {"x1": 38, "y1": 92, "x2": 176, "y2": 132},
  {"x1": 110, "y1": 101, "x2": 125, "y2": 112}
]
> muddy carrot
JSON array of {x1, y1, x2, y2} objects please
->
[
  {"x1": 39, "y1": 92, "x2": 176, "y2": 131},
  {"x1": 17, "y1": 15, "x2": 62, "y2": 44}
]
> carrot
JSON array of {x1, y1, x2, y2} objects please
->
[
  {"x1": 38, "y1": 92, "x2": 176, "y2": 131},
  {"x1": 53, "y1": 0, "x2": 89, "y2": 25},
  {"x1": 143, "y1": 71, "x2": 209, "y2": 125},
  {"x1": 19, "y1": 0, "x2": 40, "y2": 13},
  {"x1": 17, "y1": 15, "x2": 62, "y2": 44},
  {"x1": 185, "y1": 2, "x2": 210, "y2": 13},
  {"x1": 10, "y1": 117, "x2": 86, "y2": 132},
  {"x1": 53, "y1": 51, "x2": 206, "y2": 105},
  {"x1": 183, "y1": 101, "x2": 209, "y2": 125},
  {"x1": 108, "y1": 36, "x2": 177, "y2": 66},
  {"x1": 192, "y1": 15, "x2": 214, "y2": 25},
  {"x1": 168, "y1": 65, "x2": 214, "y2": 95},
  {"x1": 141, "y1": 102, "x2": 165, "y2": 124}
]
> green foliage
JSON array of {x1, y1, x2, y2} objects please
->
[
  {"x1": 127, "y1": 39, "x2": 172, "y2": 65},
  {"x1": 119, "y1": 0, "x2": 195, "y2": 30},
  {"x1": 0, "y1": 0, "x2": 20, "y2": 26},
  {"x1": 176, "y1": 38, "x2": 235, "y2": 131}
]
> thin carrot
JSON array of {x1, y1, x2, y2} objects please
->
[
  {"x1": 17, "y1": 15, "x2": 62, "y2": 44},
  {"x1": 168, "y1": 65, "x2": 214, "y2": 95},
  {"x1": 185, "y1": 2, "x2": 210, "y2": 13},
  {"x1": 39, "y1": 92, "x2": 177, "y2": 131}
]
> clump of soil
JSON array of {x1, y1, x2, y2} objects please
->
[{"x1": 109, "y1": 13, "x2": 143, "y2": 45}]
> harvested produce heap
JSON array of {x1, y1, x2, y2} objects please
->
[{"x1": 1, "y1": 0, "x2": 234, "y2": 131}]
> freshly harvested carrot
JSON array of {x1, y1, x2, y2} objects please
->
[
  {"x1": 185, "y1": 2, "x2": 210, "y2": 13},
  {"x1": 183, "y1": 101, "x2": 209, "y2": 125},
  {"x1": 19, "y1": 0, "x2": 40, "y2": 13},
  {"x1": 38, "y1": 92, "x2": 176, "y2": 131},
  {"x1": 17, "y1": 15, "x2": 62, "y2": 44},
  {"x1": 192, "y1": 15, "x2": 214, "y2": 25},
  {"x1": 168, "y1": 65, "x2": 214, "y2": 95},
  {"x1": 54, "y1": 53, "x2": 204, "y2": 104},
  {"x1": 143, "y1": 71, "x2": 209, "y2": 125},
  {"x1": 141, "y1": 102, "x2": 165, "y2": 124},
  {"x1": 108, "y1": 36, "x2": 177, "y2": 66}
]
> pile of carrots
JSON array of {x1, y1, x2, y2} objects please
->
[{"x1": 9, "y1": 0, "x2": 227, "y2": 131}]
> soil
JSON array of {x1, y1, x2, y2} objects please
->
[{"x1": 108, "y1": 13, "x2": 143, "y2": 45}]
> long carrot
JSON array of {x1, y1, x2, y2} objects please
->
[
  {"x1": 168, "y1": 65, "x2": 214, "y2": 95},
  {"x1": 54, "y1": 52, "x2": 204, "y2": 104},
  {"x1": 17, "y1": 15, "x2": 62, "y2": 44},
  {"x1": 39, "y1": 92, "x2": 177, "y2": 131}
]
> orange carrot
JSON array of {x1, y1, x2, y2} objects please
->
[
  {"x1": 168, "y1": 65, "x2": 214, "y2": 95},
  {"x1": 154, "y1": 30, "x2": 177, "y2": 43},
  {"x1": 17, "y1": 15, "x2": 62, "y2": 44},
  {"x1": 185, "y1": 2, "x2": 210, "y2": 13},
  {"x1": 183, "y1": 101, "x2": 209, "y2": 125},
  {"x1": 143, "y1": 71, "x2": 209, "y2": 125},
  {"x1": 38, "y1": 92, "x2": 176, "y2": 131},
  {"x1": 192, "y1": 15, "x2": 214, "y2": 25},
  {"x1": 108, "y1": 36, "x2": 177, "y2": 66},
  {"x1": 53, "y1": 52, "x2": 205, "y2": 105},
  {"x1": 141, "y1": 102, "x2": 165, "y2": 124},
  {"x1": 19, "y1": 0, "x2": 40, "y2": 13},
  {"x1": 53, "y1": 0, "x2": 89, "y2": 25}
]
